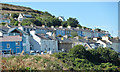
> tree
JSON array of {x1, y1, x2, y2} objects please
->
[
  {"x1": 43, "y1": 11, "x2": 52, "y2": 16},
  {"x1": 96, "y1": 47, "x2": 119, "y2": 62},
  {"x1": 88, "y1": 49, "x2": 101, "y2": 63},
  {"x1": 0, "y1": 22, "x2": 6, "y2": 25},
  {"x1": 41, "y1": 16, "x2": 61, "y2": 27},
  {"x1": 69, "y1": 45, "x2": 87, "y2": 58},
  {"x1": 57, "y1": 34, "x2": 63, "y2": 37},
  {"x1": 14, "y1": 21, "x2": 19, "y2": 26},
  {"x1": 67, "y1": 17, "x2": 79, "y2": 27},
  {"x1": 61, "y1": 21, "x2": 67, "y2": 27},
  {"x1": 21, "y1": 18, "x2": 42, "y2": 26},
  {"x1": 11, "y1": 13, "x2": 19, "y2": 18},
  {"x1": 77, "y1": 24, "x2": 82, "y2": 28},
  {"x1": 10, "y1": 17, "x2": 16, "y2": 25}
]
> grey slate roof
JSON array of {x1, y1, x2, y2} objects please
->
[
  {"x1": 8, "y1": 27, "x2": 28, "y2": 35},
  {"x1": 36, "y1": 34, "x2": 54, "y2": 40},
  {"x1": 0, "y1": 25, "x2": 9, "y2": 33},
  {"x1": 0, "y1": 36, "x2": 22, "y2": 42},
  {"x1": 110, "y1": 39, "x2": 120, "y2": 43}
]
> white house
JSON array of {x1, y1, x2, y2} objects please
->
[
  {"x1": 96, "y1": 39, "x2": 112, "y2": 48},
  {"x1": 18, "y1": 13, "x2": 32, "y2": 22},
  {"x1": 18, "y1": 13, "x2": 24, "y2": 22},
  {"x1": 102, "y1": 36, "x2": 112, "y2": 44},
  {"x1": 0, "y1": 31, "x2": 3, "y2": 36},
  {"x1": 30, "y1": 30, "x2": 58, "y2": 54},
  {"x1": 58, "y1": 16, "x2": 65, "y2": 21}
]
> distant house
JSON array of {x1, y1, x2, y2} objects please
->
[
  {"x1": 35, "y1": 25, "x2": 48, "y2": 34},
  {"x1": 0, "y1": 19, "x2": 10, "y2": 24},
  {"x1": 0, "y1": 25, "x2": 10, "y2": 36},
  {"x1": 73, "y1": 27, "x2": 83, "y2": 37},
  {"x1": 58, "y1": 37, "x2": 98, "y2": 52},
  {"x1": 58, "y1": 16, "x2": 65, "y2": 21},
  {"x1": 0, "y1": 14, "x2": 10, "y2": 24},
  {"x1": 56, "y1": 28, "x2": 65, "y2": 36},
  {"x1": 7, "y1": 27, "x2": 30, "y2": 53},
  {"x1": 0, "y1": 36, "x2": 23, "y2": 54},
  {"x1": 18, "y1": 26, "x2": 34, "y2": 34},
  {"x1": 96, "y1": 36, "x2": 112, "y2": 48},
  {"x1": 30, "y1": 30, "x2": 58, "y2": 54},
  {"x1": 18, "y1": 13, "x2": 32, "y2": 22}
]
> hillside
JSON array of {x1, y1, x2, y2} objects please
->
[
  {"x1": 0, "y1": 3, "x2": 43, "y2": 14},
  {"x1": 0, "y1": 3, "x2": 108, "y2": 33}
]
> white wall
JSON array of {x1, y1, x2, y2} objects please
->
[
  {"x1": 40, "y1": 40, "x2": 58, "y2": 53},
  {"x1": 96, "y1": 40, "x2": 106, "y2": 48},
  {"x1": 30, "y1": 30, "x2": 58, "y2": 53},
  {"x1": 23, "y1": 34, "x2": 30, "y2": 53},
  {"x1": 29, "y1": 35, "x2": 41, "y2": 51},
  {"x1": 18, "y1": 26, "x2": 24, "y2": 31},
  {"x1": 0, "y1": 32, "x2": 3, "y2": 36}
]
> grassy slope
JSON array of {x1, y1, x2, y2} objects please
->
[
  {"x1": 0, "y1": 3, "x2": 40, "y2": 14},
  {"x1": 2, "y1": 54, "x2": 68, "y2": 70}
]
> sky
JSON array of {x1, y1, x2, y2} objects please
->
[{"x1": 1, "y1": 2, "x2": 118, "y2": 37}]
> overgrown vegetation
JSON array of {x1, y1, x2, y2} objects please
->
[
  {"x1": 53, "y1": 45, "x2": 120, "y2": 71},
  {"x1": 2, "y1": 45, "x2": 120, "y2": 71},
  {"x1": 2, "y1": 55, "x2": 67, "y2": 70}
]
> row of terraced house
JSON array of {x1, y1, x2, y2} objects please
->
[{"x1": 1, "y1": 24, "x2": 120, "y2": 55}]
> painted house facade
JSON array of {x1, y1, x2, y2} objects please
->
[
  {"x1": 0, "y1": 36, "x2": 23, "y2": 54},
  {"x1": 7, "y1": 28, "x2": 30, "y2": 53},
  {"x1": 30, "y1": 30, "x2": 58, "y2": 54}
]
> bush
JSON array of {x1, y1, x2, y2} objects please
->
[
  {"x1": 57, "y1": 34, "x2": 63, "y2": 37},
  {"x1": 69, "y1": 45, "x2": 87, "y2": 58}
]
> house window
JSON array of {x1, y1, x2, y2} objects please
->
[
  {"x1": 7, "y1": 44, "x2": 10, "y2": 48},
  {"x1": 16, "y1": 41, "x2": 20, "y2": 45}
]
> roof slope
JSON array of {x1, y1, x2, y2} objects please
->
[{"x1": 0, "y1": 36, "x2": 22, "y2": 42}]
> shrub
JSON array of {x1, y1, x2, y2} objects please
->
[{"x1": 57, "y1": 34, "x2": 63, "y2": 37}]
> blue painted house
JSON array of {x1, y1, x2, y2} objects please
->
[
  {"x1": 7, "y1": 27, "x2": 30, "y2": 53},
  {"x1": 56, "y1": 28, "x2": 66, "y2": 36},
  {"x1": 0, "y1": 36, "x2": 23, "y2": 54}
]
